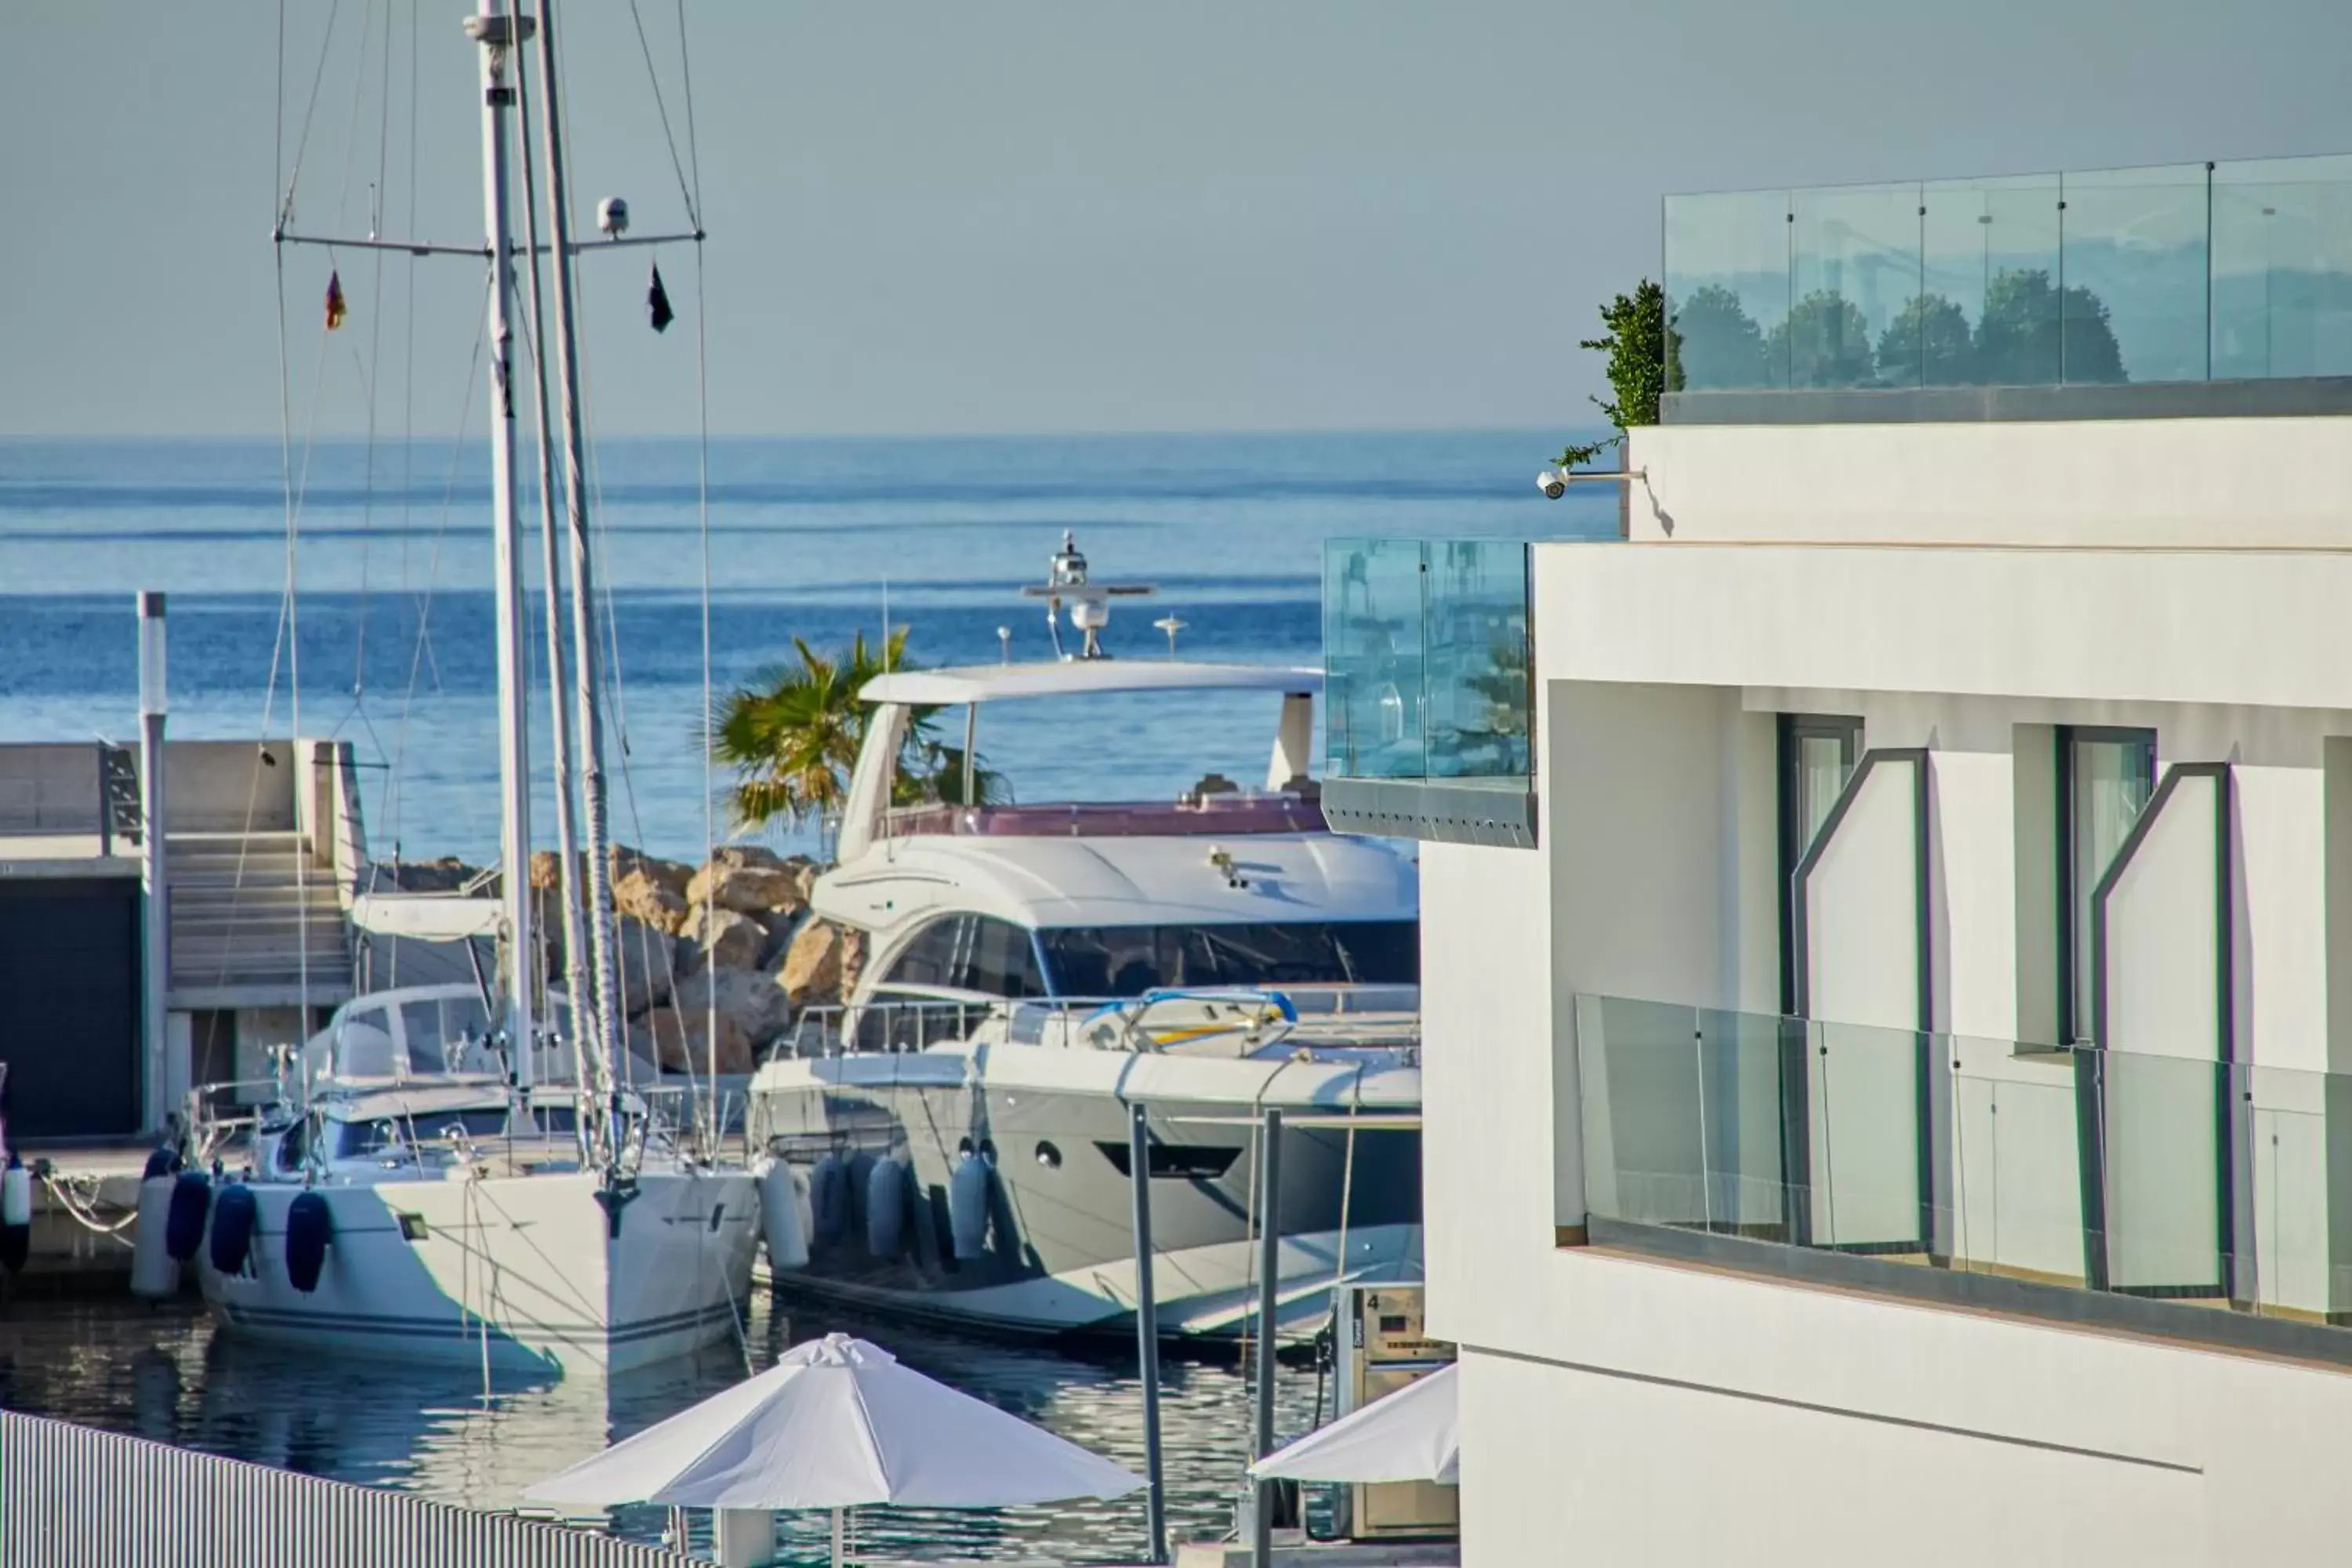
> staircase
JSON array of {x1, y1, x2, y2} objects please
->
[{"x1": 166, "y1": 830, "x2": 353, "y2": 1006}]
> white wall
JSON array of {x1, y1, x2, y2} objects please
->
[
  {"x1": 1626, "y1": 417, "x2": 2352, "y2": 550},
  {"x1": 1460, "y1": 1250, "x2": 2352, "y2": 1566},
  {"x1": 1419, "y1": 412, "x2": 2352, "y2": 1563}
]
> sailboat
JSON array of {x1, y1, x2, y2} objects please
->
[{"x1": 176, "y1": 0, "x2": 757, "y2": 1376}]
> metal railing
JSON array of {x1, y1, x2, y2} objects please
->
[
  {"x1": 0, "y1": 1408, "x2": 697, "y2": 1568},
  {"x1": 771, "y1": 984, "x2": 1424, "y2": 1063}
]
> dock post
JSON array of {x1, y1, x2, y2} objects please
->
[
  {"x1": 136, "y1": 590, "x2": 169, "y2": 1137},
  {"x1": 1128, "y1": 1102, "x2": 1167, "y2": 1564},
  {"x1": 1251, "y1": 1105, "x2": 1283, "y2": 1568}
]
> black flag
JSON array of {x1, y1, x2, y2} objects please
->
[{"x1": 647, "y1": 265, "x2": 674, "y2": 333}]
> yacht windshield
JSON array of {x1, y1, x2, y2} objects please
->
[{"x1": 1035, "y1": 920, "x2": 1417, "y2": 995}]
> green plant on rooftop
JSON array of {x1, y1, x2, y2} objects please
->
[
  {"x1": 1877, "y1": 293, "x2": 1976, "y2": 386},
  {"x1": 1556, "y1": 279, "x2": 1679, "y2": 470},
  {"x1": 1769, "y1": 289, "x2": 1876, "y2": 387},
  {"x1": 1975, "y1": 268, "x2": 2126, "y2": 385}
]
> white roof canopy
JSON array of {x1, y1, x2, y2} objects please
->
[
  {"x1": 859, "y1": 660, "x2": 1320, "y2": 706},
  {"x1": 1250, "y1": 1363, "x2": 1458, "y2": 1485}
]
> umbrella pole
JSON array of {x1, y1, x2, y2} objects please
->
[
  {"x1": 1251, "y1": 1105, "x2": 1283, "y2": 1568},
  {"x1": 1129, "y1": 1102, "x2": 1168, "y2": 1564},
  {"x1": 831, "y1": 1505, "x2": 844, "y2": 1568}
]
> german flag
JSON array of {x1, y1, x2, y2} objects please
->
[{"x1": 325, "y1": 270, "x2": 347, "y2": 331}]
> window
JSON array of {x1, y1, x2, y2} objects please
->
[
  {"x1": 1035, "y1": 920, "x2": 1419, "y2": 996},
  {"x1": 959, "y1": 916, "x2": 1048, "y2": 1000},
  {"x1": 1778, "y1": 714, "x2": 1863, "y2": 1014},
  {"x1": 2058, "y1": 727, "x2": 2158, "y2": 1043},
  {"x1": 879, "y1": 915, "x2": 1047, "y2": 999},
  {"x1": 881, "y1": 917, "x2": 968, "y2": 989}
]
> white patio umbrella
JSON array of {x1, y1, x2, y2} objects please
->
[
  {"x1": 525, "y1": 1333, "x2": 1142, "y2": 1566},
  {"x1": 1250, "y1": 1363, "x2": 1458, "y2": 1486}
]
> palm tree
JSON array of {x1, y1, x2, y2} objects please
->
[{"x1": 711, "y1": 629, "x2": 1000, "y2": 846}]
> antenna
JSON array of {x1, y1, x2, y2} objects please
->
[{"x1": 1018, "y1": 530, "x2": 1156, "y2": 660}]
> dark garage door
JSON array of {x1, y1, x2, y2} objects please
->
[{"x1": 0, "y1": 878, "x2": 140, "y2": 1141}]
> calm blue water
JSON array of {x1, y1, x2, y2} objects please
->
[{"x1": 0, "y1": 432, "x2": 1609, "y2": 862}]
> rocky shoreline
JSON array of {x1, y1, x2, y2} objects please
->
[{"x1": 382, "y1": 844, "x2": 863, "y2": 1075}]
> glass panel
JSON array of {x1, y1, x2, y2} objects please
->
[
  {"x1": 1422, "y1": 541, "x2": 1529, "y2": 780},
  {"x1": 2098, "y1": 1047, "x2": 2226, "y2": 1294},
  {"x1": 1790, "y1": 183, "x2": 1922, "y2": 388},
  {"x1": 1664, "y1": 189, "x2": 1789, "y2": 390},
  {"x1": 1947, "y1": 1035, "x2": 2087, "y2": 1284},
  {"x1": 2070, "y1": 731, "x2": 2156, "y2": 1043},
  {"x1": 2244, "y1": 1063, "x2": 2328, "y2": 1319},
  {"x1": 1922, "y1": 174, "x2": 2063, "y2": 386},
  {"x1": 2059, "y1": 164, "x2": 2210, "y2": 384},
  {"x1": 2211, "y1": 154, "x2": 2352, "y2": 380},
  {"x1": 1809, "y1": 1018, "x2": 1926, "y2": 1252},
  {"x1": 1579, "y1": 994, "x2": 1708, "y2": 1227},
  {"x1": 1321, "y1": 539, "x2": 1426, "y2": 781},
  {"x1": 1570, "y1": 994, "x2": 2352, "y2": 1344},
  {"x1": 1794, "y1": 734, "x2": 1849, "y2": 844}
]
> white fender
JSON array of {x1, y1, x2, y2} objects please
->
[
  {"x1": 755, "y1": 1156, "x2": 810, "y2": 1272},
  {"x1": 865, "y1": 1155, "x2": 907, "y2": 1260},
  {"x1": 130, "y1": 1174, "x2": 182, "y2": 1299},
  {"x1": 0, "y1": 1165, "x2": 31, "y2": 1229},
  {"x1": 949, "y1": 1149, "x2": 993, "y2": 1261}
]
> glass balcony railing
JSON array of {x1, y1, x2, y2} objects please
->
[
  {"x1": 1573, "y1": 993, "x2": 2351, "y2": 1338},
  {"x1": 1322, "y1": 538, "x2": 1531, "y2": 787},
  {"x1": 1664, "y1": 151, "x2": 2352, "y2": 392}
]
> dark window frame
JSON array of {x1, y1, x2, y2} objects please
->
[
  {"x1": 1777, "y1": 713, "x2": 1864, "y2": 1016},
  {"x1": 2055, "y1": 725, "x2": 2158, "y2": 1046}
]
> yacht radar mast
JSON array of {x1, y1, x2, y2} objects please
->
[{"x1": 1021, "y1": 530, "x2": 1156, "y2": 659}]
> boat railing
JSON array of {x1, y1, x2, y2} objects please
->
[
  {"x1": 772, "y1": 982, "x2": 1421, "y2": 1062},
  {"x1": 880, "y1": 791, "x2": 1327, "y2": 840}
]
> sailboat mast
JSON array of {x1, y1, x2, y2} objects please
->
[
  {"x1": 467, "y1": 1, "x2": 536, "y2": 1082},
  {"x1": 505, "y1": 0, "x2": 591, "y2": 1104},
  {"x1": 529, "y1": 0, "x2": 626, "y2": 1104}
]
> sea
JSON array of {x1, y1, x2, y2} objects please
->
[
  {"x1": 0, "y1": 430, "x2": 1603, "y2": 1563},
  {"x1": 0, "y1": 431, "x2": 1615, "y2": 865}
]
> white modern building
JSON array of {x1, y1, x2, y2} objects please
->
[{"x1": 1323, "y1": 151, "x2": 2352, "y2": 1562}]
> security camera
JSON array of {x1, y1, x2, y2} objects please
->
[{"x1": 1536, "y1": 469, "x2": 1566, "y2": 499}]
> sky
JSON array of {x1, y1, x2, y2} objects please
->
[{"x1": 3, "y1": 1, "x2": 2350, "y2": 439}]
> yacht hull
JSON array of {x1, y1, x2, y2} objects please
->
[
  {"x1": 748, "y1": 1043, "x2": 1422, "y2": 1344},
  {"x1": 194, "y1": 1169, "x2": 759, "y2": 1376}
]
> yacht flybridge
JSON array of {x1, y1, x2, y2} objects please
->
[{"x1": 747, "y1": 535, "x2": 1424, "y2": 1343}]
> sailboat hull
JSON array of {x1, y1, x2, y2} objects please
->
[{"x1": 194, "y1": 1169, "x2": 759, "y2": 1376}]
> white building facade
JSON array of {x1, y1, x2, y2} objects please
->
[{"x1": 1325, "y1": 154, "x2": 2352, "y2": 1563}]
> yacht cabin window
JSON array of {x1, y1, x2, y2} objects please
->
[
  {"x1": 1035, "y1": 920, "x2": 1417, "y2": 996},
  {"x1": 881, "y1": 914, "x2": 1049, "y2": 1000}
]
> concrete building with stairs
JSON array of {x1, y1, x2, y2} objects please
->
[{"x1": 0, "y1": 736, "x2": 366, "y2": 1142}]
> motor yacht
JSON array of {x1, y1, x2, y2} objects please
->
[{"x1": 747, "y1": 538, "x2": 1423, "y2": 1343}]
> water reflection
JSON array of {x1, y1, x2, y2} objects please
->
[{"x1": 0, "y1": 1294, "x2": 1325, "y2": 1566}]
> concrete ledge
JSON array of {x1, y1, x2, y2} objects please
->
[
  {"x1": 1662, "y1": 376, "x2": 2352, "y2": 426},
  {"x1": 1587, "y1": 1215, "x2": 2352, "y2": 1371},
  {"x1": 1323, "y1": 778, "x2": 1537, "y2": 848}
]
